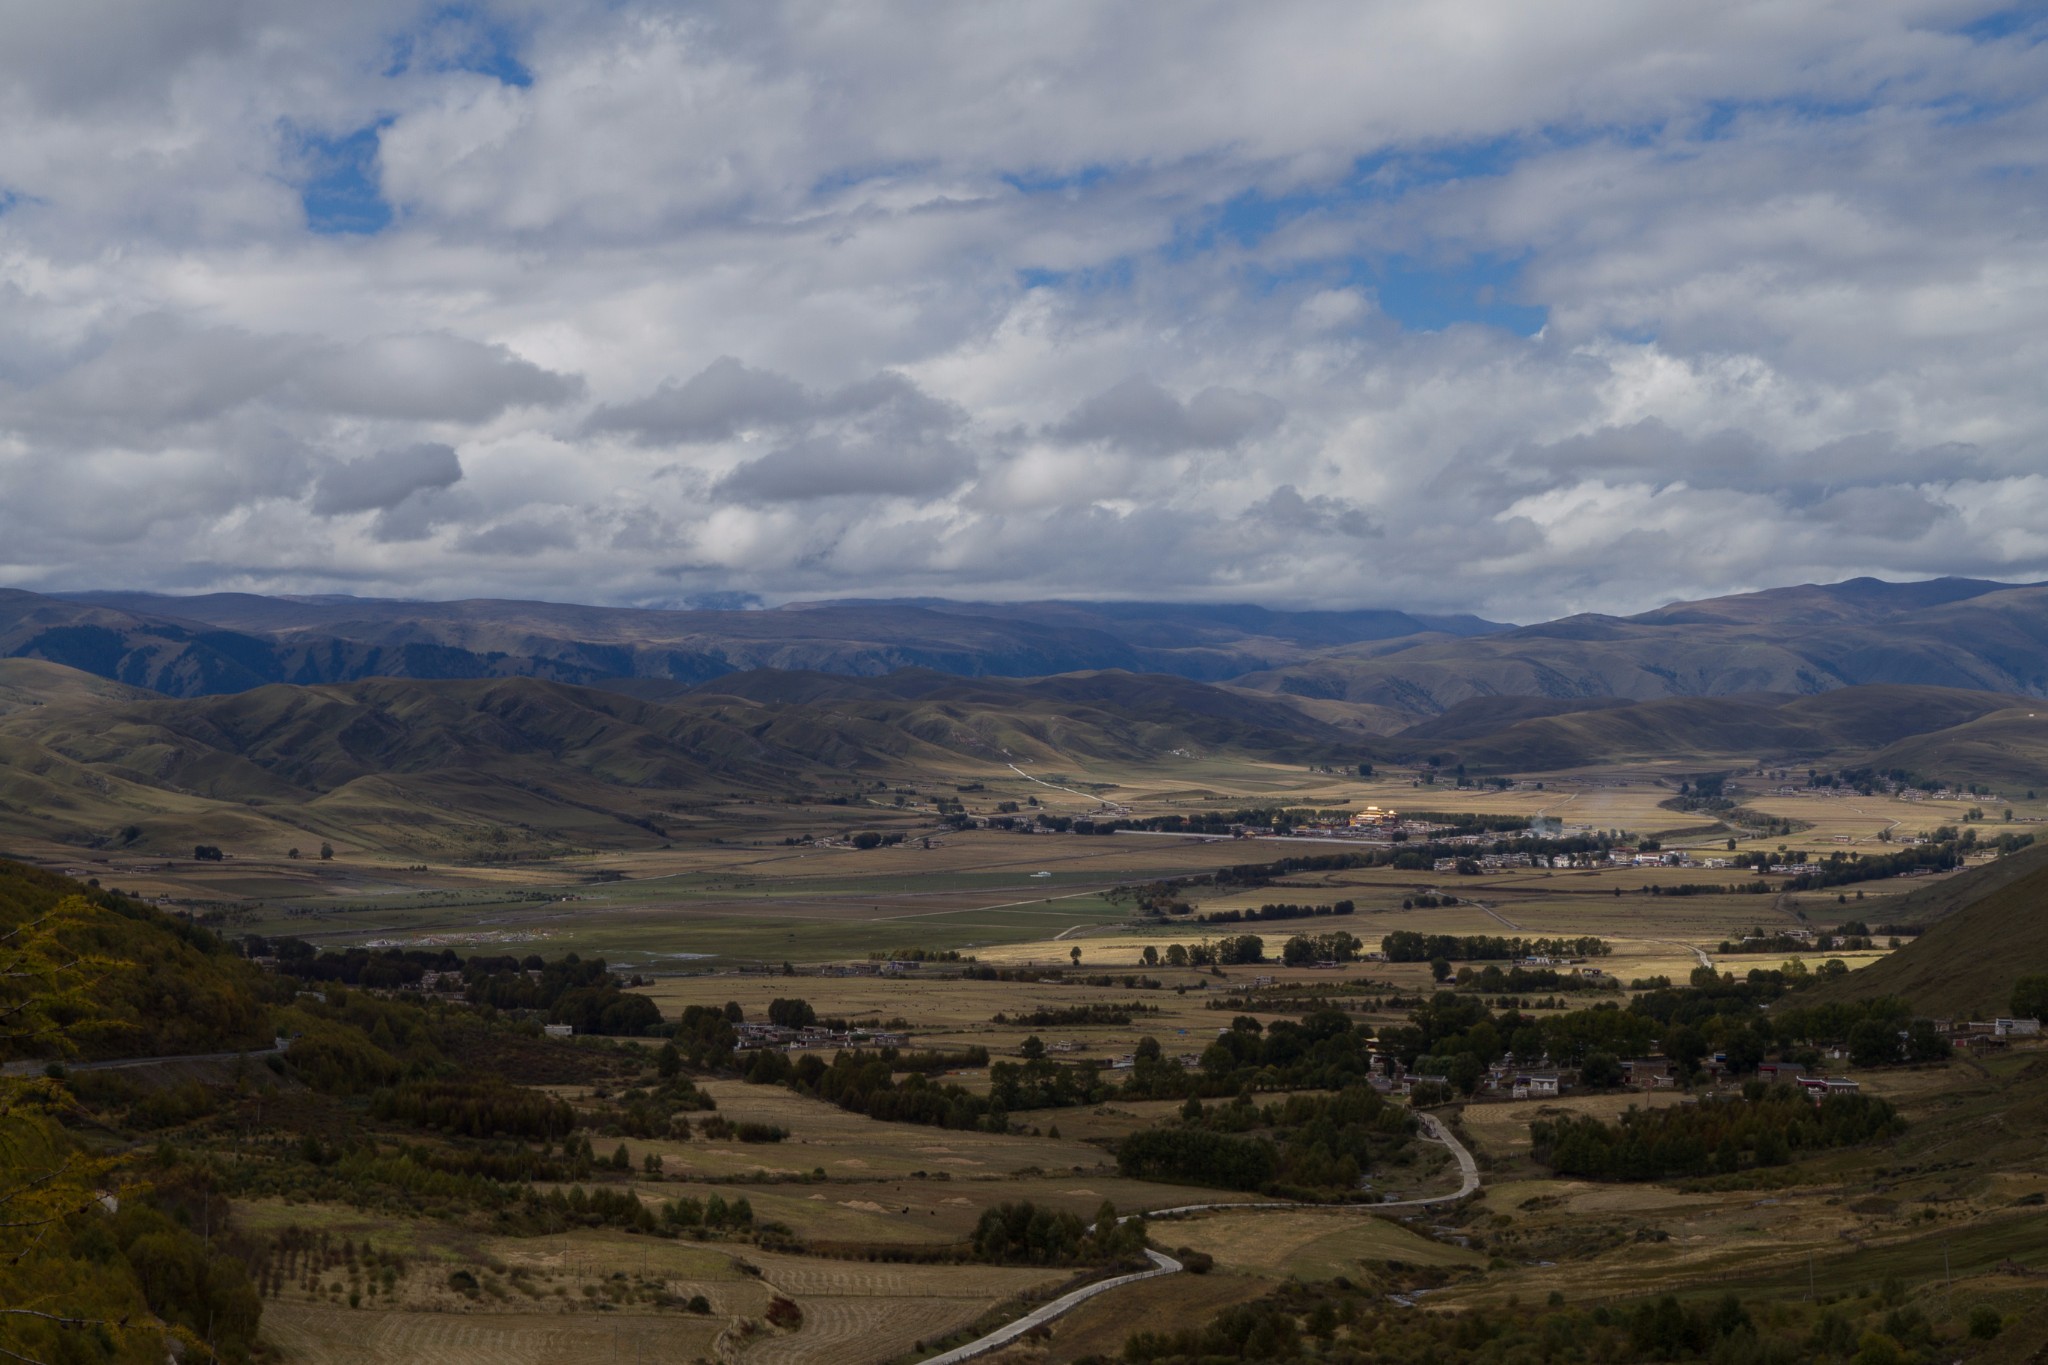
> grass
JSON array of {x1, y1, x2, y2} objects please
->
[
  {"x1": 260, "y1": 1304, "x2": 727, "y2": 1365},
  {"x1": 1155, "y1": 1208, "x2": 1484, "y2": 1279}
]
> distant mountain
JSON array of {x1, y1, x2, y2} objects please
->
[
  {"x1": 1235, "y1": 577, "x2": 2048, "y2": 714},
  {"x1": 11, "y1": 578, "x2": 2048, "y2": 729},
  {"x1": 18, "y1": 590, "x2": 1505, "y2": 697}
]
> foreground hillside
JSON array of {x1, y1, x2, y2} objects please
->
[
  {"x1": 0, "y1": 862, "x2": 277, "y2": 1363},
  {"x1": 1806, "y1": 840, "x2": 2048, "y2": 1018}
]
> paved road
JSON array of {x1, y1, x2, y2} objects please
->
[
  {"x1": 1, "y1": 1039, "x2": 287, "y2": 1079},
  {"x1": 921, "y1": 1249, "x2": 1184, "y2": 1365},
  {"x1": 917, "y1": 1111, "x2": 1479, "y2": 1364}
]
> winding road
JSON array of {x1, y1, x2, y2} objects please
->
[{"x1": 918, "y1": 1111, "x2": 1480, "y2": 1364}]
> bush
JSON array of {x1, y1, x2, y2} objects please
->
[{"x1": 1968, "y1": 1305, "x2": 2003, "y2": 1340}]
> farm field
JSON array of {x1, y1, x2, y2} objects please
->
[
  {"x1": 1153, "y1": 1207, "x2": 1485, "y2": 1279},
  {"x1": 21, "y1": 748, "x2": 2047, "y2": 1365}
]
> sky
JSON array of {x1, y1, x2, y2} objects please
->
[{"x1": 0, "y1": 1, "x2": 2044, "y2": 620}]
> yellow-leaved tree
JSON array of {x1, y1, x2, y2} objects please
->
[{"x1": 0, "y1": 896, "x2": 199, "y2": 1364}]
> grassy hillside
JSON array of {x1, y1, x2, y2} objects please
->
[
  {"x1": 1376, "y1": 685, "x2": 2027, "y2": 775},
  {"x1": 1236, "y1": 578, "x2": 2048, "y2": 717},
  {"x1": 0, "y1": 660, "x2": 1357, "y2": 857},
  {"x1": 1805, "y1": 842, "x2": 2048, "y2": 1017},
  {"x1": 1869, "y1": 705, "x2": 2048, "y2": 789}
]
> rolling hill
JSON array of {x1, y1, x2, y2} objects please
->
[
  {"x1": 1234, "y1": 577, "x2": 2048, "y2": 715},
  {"x1": 1372, "y1": 685, "x2": 2048, "y2": 784},
  {"x1": 0, "y1": 659, "x2": 1360, "y2": 858}
]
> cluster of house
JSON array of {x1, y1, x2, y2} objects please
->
[
  {"x1": 1934, "y1": 1017, "x2": 2041, "y2": 1051},
  {"x1": 1750, "y1": 1061, "x2": 1862, "y2": 1098},
  {"x1": 1357, "y1": 1051, "x2": 1873, "y2": 1103},
  {"x1": 732, "y1": 1021, "x2": 911, "y2": 1051},
  {"x1": 815, "y1": 959, "x2": 924, "y2": 978},
  {"x1": 1108, "y1": 1050, "x2": 1204, "y2": 1071}
]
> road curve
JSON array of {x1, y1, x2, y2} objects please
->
[
  {"x1": 916, "y1": 1111, "x2": 1479, "y2": 1364},
  {"x1": 920, "y1": 1249, "x2": 1184, "y2": 1365}
]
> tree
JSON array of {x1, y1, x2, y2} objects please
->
[
  {"x1": 1580, "y1": 1051, "x2": 1623, "y2": 1088},
  {"x1": 1903, "y1": 1019, "x2": 1950, "y2": 1063},
  {"x1": 1019, "y1": 1035, "x2": 1045, "y2": 1060},
  {"x1": 319, "y1": 842, "x2": 334, "y2": 860},
  {"x1": 2012, "y1": 974, "x2": 2048, "y2": 1021},
  {"x1": 1430, "y1": 958, "x2": 1452, "y2": 983},
  {"x1": 1140, "y1": 945, "x2": 1158, "y2": 967},
  {"x1": 1165, "y1": 944, "x2": 1189, "y2": 968},
  {"x1": 1849, "y1": 1019, "x2": 1903, "y2": 1068},
  {"x1": 1663, "y1": 1025, "x2": 1708, "y2": 1076},
  {"x1": 657, "y1": 1042, "x2": 682, "y2": 1079},
  {"x1": 2, "y1": 898, "x2": 217, "y2": 1364},
  {"x1": 1070, "y1": 946, "x2": 1082, "y2": 965}
]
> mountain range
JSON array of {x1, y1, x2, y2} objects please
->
[
  {"x1": 5, "y1": 578, "x2": 2044, "y2": 722},
  {"x1": 1, "y1": 575, "x2": 2046, "y2": 858}
]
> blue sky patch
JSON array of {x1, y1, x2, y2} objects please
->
[
  {"x1": 386, "y1": 5, "x2": 533, "y2": 87},
  {"x1": 293, "y1": 122, "x2": 395, "y2": 235},
  {"x1": 1370, "y1": 254, "x2": 1547, "y2": 335}
]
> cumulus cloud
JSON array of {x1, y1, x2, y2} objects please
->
[
  {"x1": 717, "y1": 434, "x2": 974, "y2": 503},
  {"x1": 290, "y1": 335, "x2": 583, "y2": 421},
  {"x1": 1051, "y1": 377, "x2": 1284, "y2": 455},
  {"x1": 0, "y1": 2, "x2": 2044, "y2": 617},
  {"x1": 587, "y1": 356, "x2": 812, "y2": 443},
  {"x1": 312, "y1": 443, "x2": 464, "y2": 515}
]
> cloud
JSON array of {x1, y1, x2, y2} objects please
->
[
  {"x1": 716, "y1": 434, "x2": 974, "y2": 503},
  {"x1": 312, "y1": 443, "x2": 464, "y2": 515},
  {"x1": 705, "y1": 368, "x2": 977, "y2": 502},
  {"x1": 0, "y1": 3, "x2": 2045, "y2": 617},
  {"x1": 1051, "y1": 377, "x2": 1283, "y2": 455},
  {"x1": 456, "y1": 516, "x2": 577, "y2": 555},
  {"x1": 290, "y1": 335, "x2": 583, "y2": 421},
  {"x1": 586, "y1": 357, "x2": 811, "y2": 443}
]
